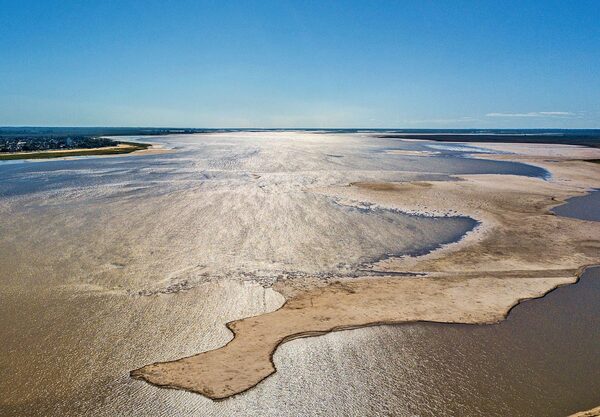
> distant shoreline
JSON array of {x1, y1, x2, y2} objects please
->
[
  {"x1": 2, "y1": 127, "x2": 600, "y2": 150},
  {"x1": 0, "y1": 141, "x2": 151, "y2": 160},
  {"x1": 377, "y1": 133, "x2": 600, "y2": 149}
]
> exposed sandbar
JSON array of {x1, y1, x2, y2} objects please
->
[
  {"x1": 131, "y1": 142, "x2": 600, "y2": 400},
  {"x1": 570, "y1": 406, "x2": 600, "y2": 417}
]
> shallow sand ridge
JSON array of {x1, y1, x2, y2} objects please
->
[
  {"x1": 570, "y1": 406, "x2": 600, "y2": 417},
  {"x1": 131, "y1": 142, "x2": 600, "y2": 400}
]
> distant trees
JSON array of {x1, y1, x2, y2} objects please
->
[{"x1": 0, "y1": 136, "x2": 117, "y2": 152}]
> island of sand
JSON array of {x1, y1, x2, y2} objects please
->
[
  {"x1": 131, "y1": 142, "x2": 600, "y2": 401},
  {"x1": 570, "y1": 406, "x2": 600, "y2": 417}
]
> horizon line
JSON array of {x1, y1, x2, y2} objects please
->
[{"x1": 2, "y1": 125, "x2": 600, "y2": 131}]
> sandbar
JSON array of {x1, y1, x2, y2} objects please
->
[
  {"x1": 131, "y1": 141, "x2": 600, "y2": 400},
  {"x1": 570, "y1": 406, "x2": 600, "y2": 417}
]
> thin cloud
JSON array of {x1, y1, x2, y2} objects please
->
[
  {"x1": 486, "y1": 111, "x2": 576, "y2": 118},
  {"x1": 401, "y1": 116, "x2": 479, "y2": 125}
]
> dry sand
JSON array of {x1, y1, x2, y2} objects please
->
[
  {"x1": 570, "y1": 406, "x2": 600, "y2": 417},
  {"x1": 384, "y1": 149, "x2": 440, "y2": 156},
  {"x1": 131, "y1": 142, "x2": 600, "y2": 400},
  {"x1": 128, "y1": 143, "x2": 172, "y2": 156}
]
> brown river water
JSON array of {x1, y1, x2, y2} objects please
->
[{"x1": 0, "y1": 132, "x2": 597, "y2": 416}]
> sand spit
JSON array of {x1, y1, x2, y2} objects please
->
[
  {"x1": 127, "y1": 142, "x2": 173, "y2": 156},
  {"x1": 130, "y1": 275, "x2": 578, "y2": 400},
  {"x1": 131, "y1": 142, "x2": 600, "y2": 400},
  {"x1": 569, "y1": 406, "x2": 600, "y2": 417}
]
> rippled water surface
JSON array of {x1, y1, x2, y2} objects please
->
[
  {"x1": 0, "y1": 132, "x2": 591, "y2": 417},
  {"x1": 265, "y1": 265, "x2": 600, "y2": 417}
]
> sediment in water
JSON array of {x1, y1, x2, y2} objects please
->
[{"x1": 131, "y1": 143, "x2": 600, "y2": 400}]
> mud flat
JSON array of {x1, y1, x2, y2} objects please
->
[{"x1": 131, "y1": 142, "x2": 600, "y2": 400}]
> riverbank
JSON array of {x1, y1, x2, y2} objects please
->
[{"x1": 0, "y1": 141, "x2": 151, "y2": 160}]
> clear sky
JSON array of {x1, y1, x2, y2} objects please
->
[{"x1": 1, "y1": 0, "x2": 599, "y2": 128}]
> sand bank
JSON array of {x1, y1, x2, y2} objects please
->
[
  {"x1": 570, "y1": 406, "x2": 600, "y2": 417},
  {"x1": 127, "y1": 143, "x2": 172, "y2": 156},
  {"x1": 132, "y1": 142, "x2": 600, "y2": 400}
]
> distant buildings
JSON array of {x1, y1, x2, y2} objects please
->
[{"x1": 0, "y1": 136, "x2": 116, "y2": 153}]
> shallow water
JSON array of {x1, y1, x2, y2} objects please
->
[
  {"x1": 2, "y1": 270, "x2": 598, "y2": 417},
  {"x1": 265, "y1": 265, "x2": 600, "y2": 417},
  {"x1": 0, "y1": 132, "x2": 591, "y2": 416},
  {"x1": 552, "y1": 189, "x2": 600, "y2": 222},
  {"x1": 0, "y1": 132, "x2": 510, "y2": 291}
]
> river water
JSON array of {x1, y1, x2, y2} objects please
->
[
  {"x1": 553, "y1": 189, "x2": 600, "y2": 222},
  {"x1": 0, "y1": 132, "x2": 594, "y2": 416}
]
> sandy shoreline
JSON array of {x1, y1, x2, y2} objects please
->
[
  {"x1": 131, "y1": 141, "x2": 600, "y2": 400},
  {"x1": 0, "y1": 141, "x2": 170, "y2": 160},
  {"x1": 570, "y1": 406, "x2": 600, "y2": 417}
]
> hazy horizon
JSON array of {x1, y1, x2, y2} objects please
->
[{"x1": 3, "y1": 126, "x2": 600, "y2": 131}]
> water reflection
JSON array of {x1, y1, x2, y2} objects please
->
[{"x1": 0, "y1": 132, "x2": 587, "y2": 416}]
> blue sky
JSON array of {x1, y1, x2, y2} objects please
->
[{"x1": 1, "y1": 0, "x2": 599, "y2": 128}]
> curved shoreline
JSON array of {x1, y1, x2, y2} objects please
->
[
  {"x1": 132, "y1": 264, "x2": 595, "y2": 402},
  {"x1": 131, "y1": 142, "x2": 600, "y2": 401},
  {"x1": 570, "y1": 406, "x2": 600, "y2": 417}
]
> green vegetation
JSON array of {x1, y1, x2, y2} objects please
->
[{"x1": 0, "y1": 142, "x2": 150, "y2": 160}]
